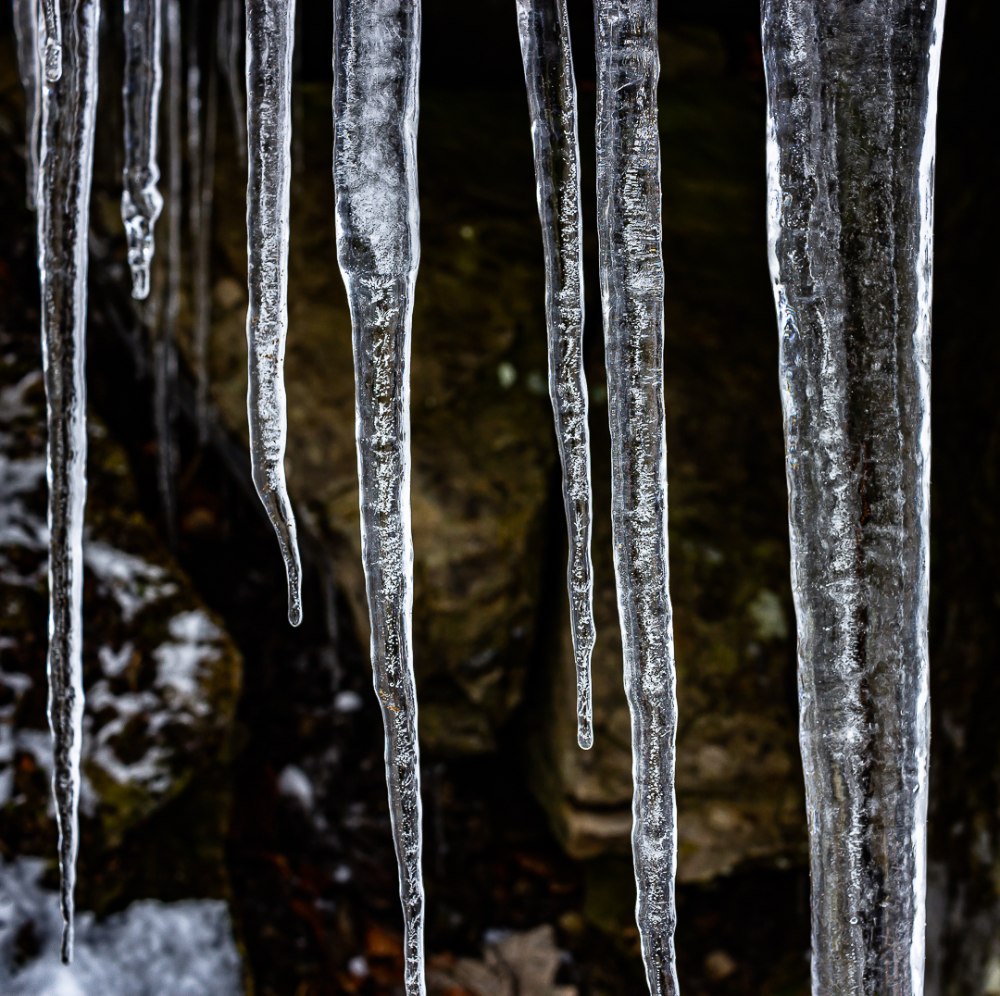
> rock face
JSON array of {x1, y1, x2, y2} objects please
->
[
  {"x1": 525, "y1": 65, "x2": 805, "y2": 880},
  {"x1": 202, "y1": 86, "x2": 558, "y2": 755},
  {"x1": 0, "y1": 263, "x2": 242, "y2": 911}
]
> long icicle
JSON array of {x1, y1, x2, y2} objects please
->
[
  {"x1": 594, "y1": 1, "x2": 678, "y2": 991},
  {"x1": 516, "y1": 0, "x2": 596, "y2": 750},
  {"x1": 120, "y1": 0, "x2": 164, "y2": 301},
  {"x1": 333, "y1": 0, "x2": 425, "y2": 991},
  {"x1": 12, "y1": 0, "x2": 41, "y2": 210},
  {"x1": 36, "y1": 0, "x2": 101, "y2": 964},
  {"x1": 762, "y1": 1, "x2": 944, "y2": 991},
  {"x1": 195, "y1": 10, "x2": 219, "y2": 439},
  {"x1": 154, "y1": 0, "x2": 181, "y2": 545},
  {"x1": 245, "y1": 0, "x2": 303, "y2": 626},
  {"x1": 221, "y1": 0, "x2": 247, "y2": 173}
]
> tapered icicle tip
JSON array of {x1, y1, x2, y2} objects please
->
[
  {"x1": 44, "y1": 38, "x2": 62, "y2": 83},
  {"x1": 59, "y1": 901, "x2": 73, "y2": 964},
  {"x1": 129, "y1": 261, "x2": 151, "y2": 300},
  {"x1": 287, "y1": 568, "x2": 303, "y2": 628}
]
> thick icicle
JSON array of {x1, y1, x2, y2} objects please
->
[
  {"x1": 762, "y1": 2, "x2": 944, "y2": 991},
  {"x1": 245, "y1": 0, "x2": 303, "y2": 627},
  {"x1": 515, "y1": 0, "x2": 596, "y2": 751},
  {"x1": 120, "y1": 0, "x2": 163, "y2": 301},
  {"x1": 36, "y1": 0, "x2": 101, "y2": 963},
  {"x1": 332, "y1": 0, "x2": 425, "y2": 992},
  {"x1": 40, "y1": 0, "x2": 62, "y2": 81},
  {"x1": 594, "y1": 2, "x2": 678, "y2": 992},
  {"x1": 12, "y1": 0, "x2": 41, "y2": 210}
]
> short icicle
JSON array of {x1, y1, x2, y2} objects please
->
[
  {"x1": 12, "y1": 0, "x2": 41, "y2": 210},
  {"x1": 36, "y1": 0, "x2": 101, "y2": 963},
  {"x1": 762, "y1": 1, "x2": 945, "y2": 992},
  {"x1": 332, "y1": 0, "x2": 425, "y2": 992},
  {"x1": 245, "y1": 0, "x2": 303, "y2": 626},
  {"x1": 594, "y1": 1, "x2": 679, "y2": 992},
  {"x1": 40, "y1": 0, "x2": 62, "y2": 81},
  {"x1": 120, "y1": 0, "x2": 164, "y2": 301},
  {"x1": 515, "y1": 0, "x2": 596, "y2": 751}
]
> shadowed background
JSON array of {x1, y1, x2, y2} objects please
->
[{"x1": 0, "y1": 1, "x2": 994, "y2": 993}]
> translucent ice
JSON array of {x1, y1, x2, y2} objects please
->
[
  {"x1": 594, "y1": 1, "x2": 679, "y2": 991},
  {"x1": 762, "y1": 0, "x2": 945, "y2": 990},
  {"x1": 35, "y1": 0, "x2": 102, "y2": 962},
  {"x1": 516, "y1": 0, "x2": 596, "y2": 751},
  {"x1": 333, "y1": 0, "x2": 425, "y2": 991},
  {"x1": 245, "y1": 0, "x2": 303, "y2": 626}
]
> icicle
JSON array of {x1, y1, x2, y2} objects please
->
[
  {"x1": 40, "y1": 0, "x2": 62, "y2": 81},
  {"x1": 245, "y1": 0, "x2": 303, "y2": 627},
  {"x1": 221, "y1": 0, "x2": 247, "y2": 173},
  {"x1": 12, "y1": 0, "x2": 41, "y2": 210},
  {"x1": 515, "y1": 0, "x2": 596, "y2": 751},
  {"x1": 594, "y1": 2, "x2": 678, "y2": 992},
  {"x1": 120, "y1": 0, "x2": 164, "y2": 301},
  {"x1": 36, "y1": 0, "x2": 101, "y2": 963},
  {"x1": 762, "y1": 2, "x2": 944, "y2": 992},
  {"x1": 194, "y1": 17, "x2": 219, "y2": 439},
  {"x1": 154, "y1": 0, "x2": 182, "y2": 544},
  {"x1": 332, "y1": 0, "x2": 425, "y2": 992}
]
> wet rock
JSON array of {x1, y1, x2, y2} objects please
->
[
  {"x1": 199, "y1": 85, "x2": 556, "y2": 753},
  {"x1": 0, "y1": 295, "x2": 242, "y2": 907},
  {"x1": 527, "y1": 76, "x2": 805, "y2": 880}
]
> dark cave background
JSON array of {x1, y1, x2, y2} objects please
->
[{"x1": 0, "y1": 1, "x2": 995, "y2": 993}]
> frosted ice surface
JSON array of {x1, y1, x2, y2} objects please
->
[
  {"x1": 593, "y1": 1, "x2": 678, "y2": 992},
  {"x1": 35, "y1": 0, "x2": 102, "y2": 963},
  {"x1": 120, "y1": 0, "x2": 163, "y2": 300},
  {"x1": 245, "y1": 0, "x2": 303, "y2": 627},
  {"x1": 762, "y1": 0, "x2": 945, "y2": 991},
  {"x1": 515, "y1": 0, "x2": 596, "y2": 751},
  {"x1": 333, "y1": 0, "x2": 426, "y2": 992}
]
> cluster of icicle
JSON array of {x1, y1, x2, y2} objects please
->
[{"x1": 11, "y1": 0, "x2": 945, "y2": 991}]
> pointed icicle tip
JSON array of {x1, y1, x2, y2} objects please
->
[
  {"x1": 130, "y1": 263, "x2": 151, "y2": 301},
  {"x1": 60, "y1": 917, "x2": 73, "y2": 965}
]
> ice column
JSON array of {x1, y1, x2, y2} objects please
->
[
  {"x1": 35, "y1": 0, "x2": 101, "y2": 963},
  {"x1": 594, "y1": 2, "x2": 678, "y2": 992},
  {"x1": 120, "y1": 0, "x2": 163, "y2": 301},
  {"x1": 12, "y1": 0, "x2": 41, "y2": 210},
  {"x1": 245, "y1": 0, "x2": 303, "y2": 626},
  {"x1": 762, "y1": 1, "x2": 945, "y2": 991},
  {"x1": 516, "y1": 0, "x2": 597, "y2": 750},
  {"x1": 332, "y1": 0, "x2": 425, "y2": 992}
]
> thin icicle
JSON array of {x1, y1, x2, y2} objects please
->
[
  {"x1": 245, "y1": 0, "x2": 303, "y2": 627},
  {"x1": 221, "y1": 0, "x2": 247, "y2": 173},
  {"x1": 12, "y1": 0, "x2": 41, "y2": 210},
  {"x1": 332, "y1": 0, "x2": 425, "y2": 992},
  {"x1": 594, "y1": 1, "x2": 678, "y2": 992},
  {"x1": 120, "y1": 0, "x2": 163, "y2": 301},
  {"x1": 762, "y1": 1, "x2": 944, "y2": 991},
  {"x1": 516, "y1": 0, "x2": 596, "y2": 751},
  {"x1": 154, "y1": 0, "x2": 181, "y2": 544},
  {"x1": 194, "y1": 19, "x2": 219, "y2": 439},
  {"x1": 40, "y1": 0, "x2": 62, "y2": 81},
  {"x1": 36, "y1": 0, "x2": 101, "y2": 963}
]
